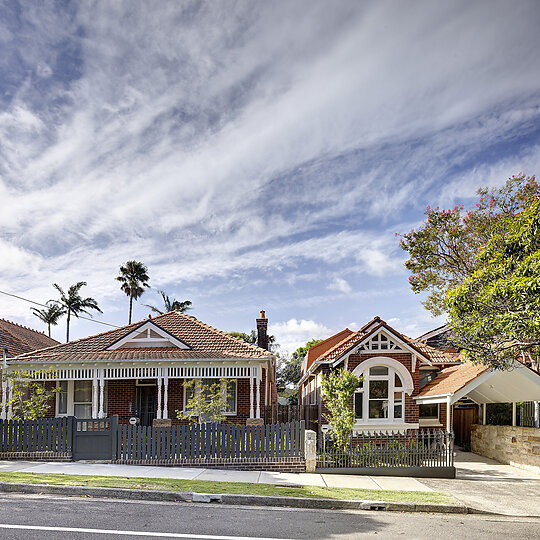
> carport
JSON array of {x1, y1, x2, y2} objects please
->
[{"x1": 416, "y1": 362, "x2": 540, "y2": 430}]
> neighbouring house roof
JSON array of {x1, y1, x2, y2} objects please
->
[
  {"x1": 0, "y1": 319, "x2": 59, "y2": 357},
  {"x1": 417, "y1": 363, "x2": 489, "y2": 398},
  {"x1": 9, "y1": 311, "x2": 273, "y2": 364},
  {"x1": 416, "y1": 361, "x2": 540, "y2": 404}
]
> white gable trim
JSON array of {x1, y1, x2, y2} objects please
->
[
  {"x1": 106, "y1": 321, "x2": 191, "y2": 350},
  {"x1": 331, "y1": 328, "x2": 432, "y2": 368},
  {"x1": 351, "y1": 356, "x2": 415, "y2": 396}
]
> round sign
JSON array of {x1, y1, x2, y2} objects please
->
[{"x1": 129, "y1": 417, "x2": 139, "y2": 425}]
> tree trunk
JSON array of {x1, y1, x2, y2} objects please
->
[
  {"x1": 66, "y1": 309, "x2": 71, "y2": 342},
  {"x1": 47, "y1": 323, "x2": 51, "y2": 338},
  {"x1": 129, "y1": 294, "x2": 133, "y2": 324}
]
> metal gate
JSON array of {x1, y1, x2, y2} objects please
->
[{"x1": 72, "y1": 417, "x2": 117, "y2": 460}]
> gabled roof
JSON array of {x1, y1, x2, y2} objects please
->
[
  {"x1": 10, "y1": 311, "x2": 272, "y2": 363},
  {"x1": 0, "y1": 319, "x2": 59, "y2": 357},
  {"x1": 301, "y1": 317, "x2": 459, "y2": 378}
]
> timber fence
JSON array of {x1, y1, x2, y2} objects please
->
[
  {"x1": 115, "y1": 421, "x2": 305, "y2": 465},
  {"x1": 0, "y1": 418, "x2": 72, "y2": 459}
]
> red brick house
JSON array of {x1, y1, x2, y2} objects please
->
[
  {"x1": 299, "y1": 317, "x2": 461, "y2": 433},
  {"x1": 2, "y1": 310, "x2": 277, "y2": 425}
]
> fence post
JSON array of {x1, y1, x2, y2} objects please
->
[
  {"x1": 304, "y1": 429, "x2": 317, "y2": 472},
  {"x1": 110, "y1": 415, "x2": 118, "y2": 461}
]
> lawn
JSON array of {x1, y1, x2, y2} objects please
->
[{"x1": 0, "y1": 472, "x2": 455, "y2": 504}]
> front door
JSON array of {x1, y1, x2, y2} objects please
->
[{"x1": 135, "y1": 385, "x2": 156, "y2": 426}]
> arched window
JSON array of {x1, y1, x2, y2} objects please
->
[{"x1": 352, "y1": 358, "x2": 413, "y2": 424}]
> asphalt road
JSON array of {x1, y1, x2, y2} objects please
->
[{"x1": 0, "y1": 493, "x2": 538, "y2": 540}]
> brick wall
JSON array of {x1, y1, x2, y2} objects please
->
[
  {"x1": 114, "y1": 456, "x2": 305, "y2": 472},
  {"x1": 471, "y1": 424, "x2": 540, "y2": 474},
  {"x1": 108, "y1": 380, "x2": 136, "y2": 422}
]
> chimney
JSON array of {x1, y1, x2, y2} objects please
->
[{"x1": 256, "y1": 310, "x2": 268, "y2": 350}]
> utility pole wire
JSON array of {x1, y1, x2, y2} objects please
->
[{"x1": 0, "y1": 289, "x2": 120, "y2": 328}]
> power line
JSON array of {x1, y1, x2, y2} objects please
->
[{"x1": 0, "y1": 290, "x2": 120, "y2": 328}]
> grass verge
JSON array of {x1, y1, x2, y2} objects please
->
[{"x1": 0, "y1": 472, "x2": 454, "y2": 504}]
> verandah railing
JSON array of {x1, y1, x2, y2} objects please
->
[
  {"x1": 0, "y1": 417, "x2": 73, "y2": 454},
  {"x1": 115, "y1": 421, "x2": 305, "y2": 462},
  {"x1": 317, "y1": 429, "x2": 454, "y2": 469}
]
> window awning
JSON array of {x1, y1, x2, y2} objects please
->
[{"x1": 415, "y1": 362, "x2": 540, "y2": 405}]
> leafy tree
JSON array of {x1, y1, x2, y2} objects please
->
[
  {"x1": 53, "y1": 282, "x2": 102, "y2": 342},
  {"x1": 116, "y1": 261, "x2": 150, "y2": 324},
  {"x1": 320, "y1": 369, "x2": 363, "y2": 450},
  {"x1": 399, "y1": 174, "x2": 539, "y2": 316},
  {"x1": 144, "y1": 290, "x2": 192, "y2": 315},
  {"x1": 177, "y1": 379, "x2": 232, "y2": 424},
  {"x1": 31, "y1": 302, "x2": 65, "y2": 337},
  {"x1": 227, "y1": 330, "x2": 278, "y2": 351},
  {"x1": 3, "y1": 368, "x2": 60, "y2": 419},
  {"x1": 447, "y1": 196, "x2": 540, "y2": 370},
  {"x1": 276, "y1": 339, "x2": 322, "y2": 393},
  {"x1": 228, "y1": 330, "x2": 256, "y2": 344}
]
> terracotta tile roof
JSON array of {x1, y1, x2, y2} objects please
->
[
  {"x1": 10, "y1": 311, "x2": 272, "y2": 363},
  {"x1": 0, "y1": 319, "x2": 59, "y2": 357},
  {"x1": 303, "y1": 329, "x2": 354, "y2": 372},
  {"x1": 304, "y1": 318, "x2": 459, "y2": 371},
  {"x1": 417, "y1": 362, "x2": 489, "y2": 397}
]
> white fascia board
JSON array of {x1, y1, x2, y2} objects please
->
[
  {"x1": 415, "y1": 393, "x2": 452, "y2": 404},
  {"x1": 9, "y1": 357, "x2": 270, "y2": 369}
]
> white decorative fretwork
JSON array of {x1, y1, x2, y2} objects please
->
[{"x1": 359, "y1": 332, "x2": 404, "y2": 352}]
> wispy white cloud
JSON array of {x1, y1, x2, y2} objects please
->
[
  {"x1": 269, "y1": 318, "x2": 334, "y2": 354},
  {"x1": 1, "y1": 1, "x2": 539, "y2": 342}
]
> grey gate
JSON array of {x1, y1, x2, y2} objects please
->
[{"x1": 72, "y1": 417, "x2": 117, "y2": 460}]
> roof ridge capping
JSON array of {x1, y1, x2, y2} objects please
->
[{"x1": 0, "y1": 318, "x2": 51, "y2": 338}]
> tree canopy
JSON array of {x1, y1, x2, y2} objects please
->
[
  {"x1": 53, "y1": 282, "x2": 102, "y2": 342},
  {"x1": 399, "y1": 174, "x2": 539, "y2": 316},
  {"x1": 31, "y1": 301, "x2": 65, "y2": 337},
  {"x1": 145, "y1": 290, "x2": 192, "y2": 315},
  {"x1": 447, "y1": 196, "x2": 540, "y2": 370},
  {"x1": 116, "y1": 260, "x2": 150, "y2": 324},
  {"x1": 276, "y1": 339, "x2": 322, "y2": 394}
]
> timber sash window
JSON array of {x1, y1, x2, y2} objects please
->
[
  {"x1": 354, "y1": 365, "x2": 405, "y2": 423},
  {"x1": 56, "y1": 380, "x2": 107, "y2": 418}
]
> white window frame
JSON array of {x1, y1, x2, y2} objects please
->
[
  {"x1": 353, "y1": 366, "x2": 405, "y2": 424},
  {"x1": 182, "y1": 378, "x2": 237, "y2": 416},
  {"x1": 56, "y1": 380, "x2": 107, "y2": 418}
]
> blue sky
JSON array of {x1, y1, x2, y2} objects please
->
[{"x1": 1, "y1": 0, "x2": 540, "y2": 352}]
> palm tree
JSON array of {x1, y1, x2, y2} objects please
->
[
  {"x1": 31, "y1": 302, "x2": 65, "y2": 337},
  {"x1": 144, "y1": 290, "x2": 192, "y2": 315},
  {"x1": 116, "y1": 261, "x2": 150, "y2": 324},
  {"x1": 53, "y1": 282, "x2": 102, "y2": 342}
]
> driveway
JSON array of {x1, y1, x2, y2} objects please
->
[{"x1": 421, "y1": 449, "x2": 540, "y2": 517}]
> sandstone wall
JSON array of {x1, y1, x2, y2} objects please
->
[{"x1": 471, "y1": 424, "x2": 540, "y2": 474}]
